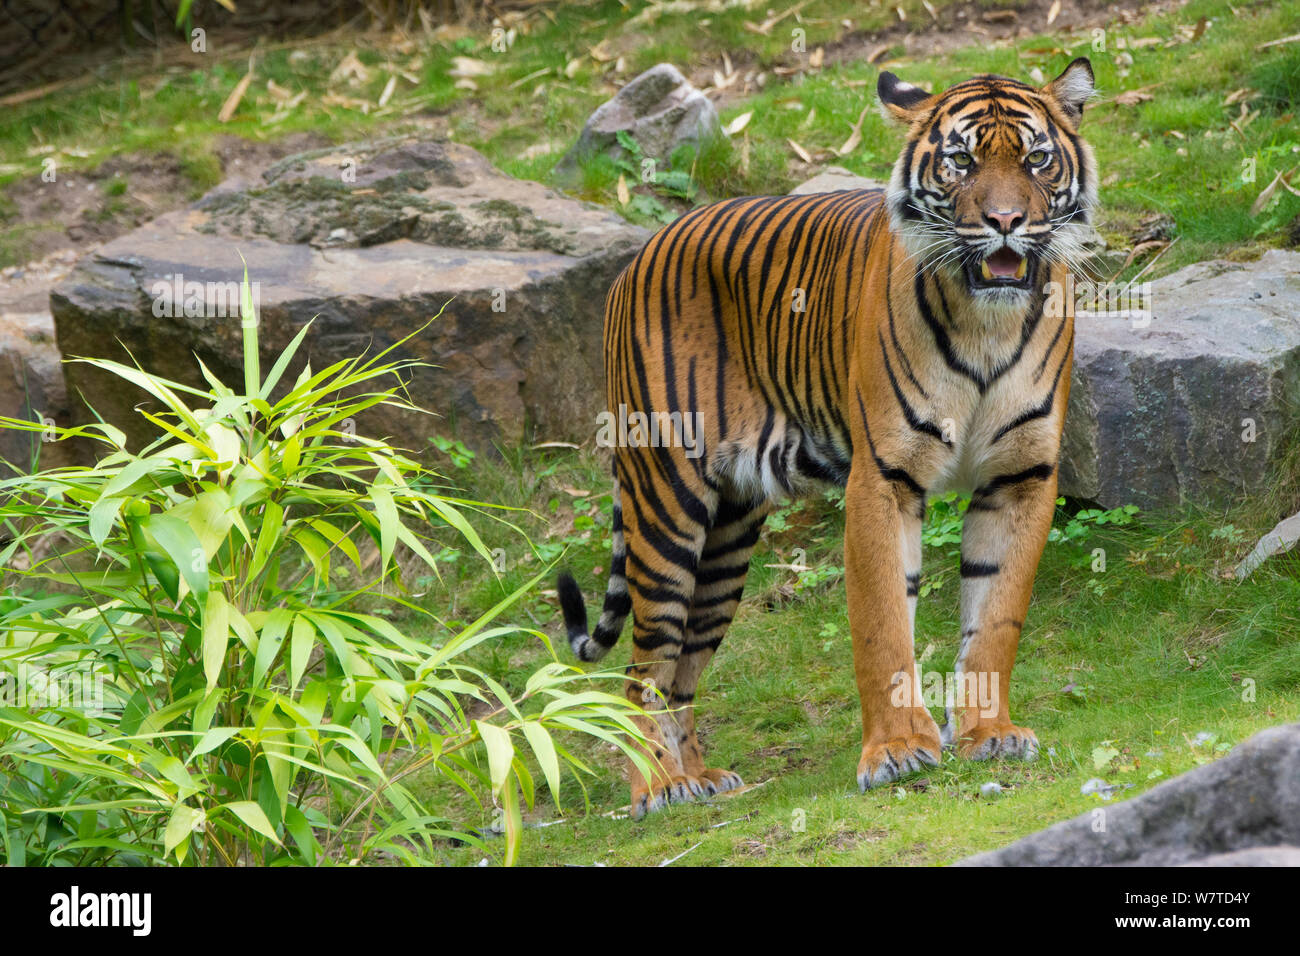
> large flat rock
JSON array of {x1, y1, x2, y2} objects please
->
[
  {"x1": 1061, "y1": 250, "x2": 1300, "y2": 509},
  {"x1": 958, "y1": 723, "x2": 1300, "y2": 866},
  {"x1": 51, "y1": 138, "x2": 650, "y2": 461}
]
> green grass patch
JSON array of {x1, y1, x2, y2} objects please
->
[{"x1": 392, "y1": 444, "x2": 1299, "y2": 866}]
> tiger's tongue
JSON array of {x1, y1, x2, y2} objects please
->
[{"x1": 986, "y1": 247, "x2": 1023, "y2": 278}]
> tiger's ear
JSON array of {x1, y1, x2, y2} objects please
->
[
  {"x1": 1043, "y1": 57, "x2": 1095, "y2": 127},
  {"x1": 877, "y1": 71, "x2": 935, "y2": 125}
]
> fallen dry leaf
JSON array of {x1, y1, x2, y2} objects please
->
[
  {"x1": 744, "y1": 0, "x2": 815, "y2": 35},
  {"x1": 616, "y1": 173, "x2": 630, "y2": 206},
  {"x1": 1114, "y1": 89, "x2": 1154, "y2": 106},
  {"x1": 377, "y1": 74, "x2": 397, "y2": 108},
  {"x1": 218, "y1": 69, "x2": 253, "y2": 122},
  {"x1": 1047, "y1": 0, "x2": 1061, "y2": 26},
  {"x1": 724, "y1": 110, "x2": 753, "y2": 136},
  {"x1": 266, "y1": 79, "x2": 294, "y2": 102},
  {"x1": 1120, "y1": 239, "x2": 1169, "y2": 271},
  {"x1": 508, "y1": 66, "x2": 550, "y2": 90},
  {"x1": 787, "y1": 138, "x2": 813, "y2": 163},
  {"x1": 837, "y1": 104, "x2": 871, "y2": 157},
  {"x1": 320, "y1": 92, "x2": 373, "y2": 111},
  {"x1": 449, "y1": 56, "x2": 493, "y2": 78},
  {"x1": 809, "y1": 46, "x2": 824, "y2": 69},
  {"x1": 1255, "y1": 32, "x2": 1300, "y2": 51},
  {"x1": 1250, "y1": 168, "x2": 1290, "y2": 216},
  {"x1": 330, "y1": 50, "x2": 369, "y2": 85},
  {"x1": 1192, "y1": 16, "x2": 1208, "y2": 42}
]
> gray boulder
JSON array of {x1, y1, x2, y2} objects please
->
[
  {"x1": 0, "y1": 309, "x2": 68, "y2": 473},
  {"x1": 789, "y1": 166, "x2": 886, "y2": 195},
  {"x1": 958, "y1": 723, "x2": 1300, "y2": 866},
  {"x1": 50, "y1": 138, "x2": 650, "y2": 461},
  {"x1": 1060, "y1": 250, "x2": 1300, "y2": 510},
  {"x1": 556, "y1": 64, "x2": 720, "y2": 179},
  {"x1": 0, "y1": 250, "x2": 79, "y2": 473}
]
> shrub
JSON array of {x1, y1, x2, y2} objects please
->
[{"x1": 0, "y1": 264, "x2": 646, "y2": 866}]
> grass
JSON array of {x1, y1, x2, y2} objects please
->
[
  {"x1": 3, "y1": 0, "x2": 1298, "y2": 276},
  {"x1": 384, "y1": 443, "x2": 1300, "y2": 866}
]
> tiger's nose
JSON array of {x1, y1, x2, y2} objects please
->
[{"x1": 983, "y1": 209, "x2": 1025, "y2": 234}]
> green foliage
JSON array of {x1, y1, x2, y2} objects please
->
[
  {"x1": 1048, "y1": 501, "x2": 1140, "y2": 544},
  {"x1": 0, "y1": 267, "x2": 647, "y2": 866},
  {"x1": 605, "y1": 128, "x2": 709, "y2": 225},
  {"x1": 922, "y1": 493, "x2": 966, "y2": 549},
  {"x1": 429, "y1": 435, "x2": 476, "y2": 470}
]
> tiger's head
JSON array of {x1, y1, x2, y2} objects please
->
[{"x1": 877, "y1": 59, "x2": 1098, "y2": 308}]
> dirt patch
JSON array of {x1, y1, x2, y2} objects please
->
[{"x1": 0, "y1": 130, "x2": 331, "y2": 271}]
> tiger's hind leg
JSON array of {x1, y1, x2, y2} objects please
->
[
  {"x1": 667, "y1": 497, "x2": 768, "y2": 799},
  {"x1": 618, "y1": 457, "x2": 715, "y2": 819}
]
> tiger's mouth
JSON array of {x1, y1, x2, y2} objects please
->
[{"x1": 965, "y1": 246, "x2": 1034, "y2": 292}]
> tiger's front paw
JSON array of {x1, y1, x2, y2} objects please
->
[
  {"x1": 630, "y1": 781, "x2": 670, "y2": 819},
  {"x1": 957, "y1": 722, "x2": 1039, "y2": 762},
  {"x1": 857, "y1": 733, "x2": 941, "y2": 791}
]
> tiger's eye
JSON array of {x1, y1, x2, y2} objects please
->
[
  {"x1": 950, "y1": 151, "x2": 973, "y2": 168},
  {"x1": 1026, "y1": 150, "x2": 1049, "y2": 166}
]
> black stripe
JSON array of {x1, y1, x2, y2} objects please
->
[
  {"x1": 856, "y1": 391, "x2": 926, "y2": 504},
  {"x1": 992, "y1": 331, "x2": 1071, "y2": 444},
  {"x1": 633, "y1": 630, "x2": 684, "y2": 650},
  {"x1": 879, "y1": 329, "x2": 949, "y2": 445},
  {"x1": 681, "y1": 636, "x2": 725, "y2": 655},
  {"x1": 976, "y1": 463, "x2": 1055, "y2": 495},
  {"x1": 960, "y1": 560, "x2": 1000, "y2": 578}
]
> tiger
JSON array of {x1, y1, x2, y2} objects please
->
[{"x1": 557, "y1": 59, "x2": 1098, "y2": 818}]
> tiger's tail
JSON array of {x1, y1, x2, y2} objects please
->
[{"x1": 557, "y1": 478, "x2": 630, "y2": 662}]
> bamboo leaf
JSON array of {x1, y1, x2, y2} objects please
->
[{"x1": 202, "y1": 590, "x2": 230, "y2": 692}]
